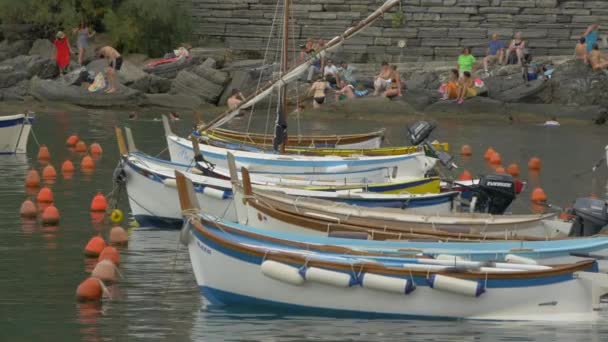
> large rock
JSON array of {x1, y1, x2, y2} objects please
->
[
  {"x1": 189, "y1": 48, "x2": 228, "y2": 66},
  {"x1": 130, "y1": 74, "x2": 172, "y2": 94},
  {"x1": 489, "y1": 79, "x2": 546, "y2": 103},
  {"x1": 541, "y1": 60, "x2": 608, "y2": 107},
  {"x1": 28, "y1": 39, "x2": 55, "y2": 59},
  {"x1": 218, "y1": 70, "x2": 252, "y2": 106},
  {"x1": 0, "y1": 80, "x2": 30, "y2": 101},
  {"x1": 424, "y1": 97, "x2": 508, "y2": 116},
  {"x1": 0, "y1": 55, "x2": 58, "y2": 81},
  {"x1": 143, "y1": 93, "x2": 203, "y2": 109},
  {"x1": 30, "y1": 77, "x2": 144, "y2": 107},
  {"x1": 406, "y1": 71, "x2": 441, "y2": 91},
  {"x1": 402, "y1": 89, "x2": 440, "y2": 111},
  {"x1": 85, "y1": 59, "x2": 147, "y2": 85},
  {"x1": 143, "y1": 56, "x2": 200, "y2": 79},
  {"x1": 171, "y1": 70, "x2": 224, "y2": 104},
  {"x1": 191, "y1": 63, "x2": 229, "y2": 86},
  {"x1": 0, "y1": 70, "x2": 28, "y2": 89},
  {"x1": 0, "y1": 40, "x2": 33, "y2": 61}
]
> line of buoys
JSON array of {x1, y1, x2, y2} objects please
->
[
  {"x1": 61, "y1": 160, "x2": 75, "y2": 174},
  {"x1": 66, "y1": 134, "x2": 79, "y2": 146},
  {"x1": 506, "y1": 163, "x2": 520, "y2": 178},
  {"x1": 90, "y1": 193, "x2": 108, "y2": 212},
  {"x1": 81, "y1": 155, "x2": 95, "y2": 171},
  {"x1": 84, "y1": 235, "x2": 107, "y2": 258},
  {"x1": 483, "y1": 147, "x2": 496, "y2": 161},
  {"x1": 75, "y1": 141, "x2": 88, "y2": 153},
  {"x1": 25, "y1": 169, "x2": 41, "y2": 188},
  {"x1": 90, "y1": 143, "x2": 103, "y2": 156},
  {"x1": 20, "y1": 199, "x2": 37, "y2": 218},
  {"x1": 37, "y1": 145, "x2": 51, "y2": 161},
  {"x1": 109, "y1": 226, "x2": 128, "y2": 247},
  {"x1": 41, "y1": 204, "x2": 60, "y2": 225},
  {"x1": 36, "y1": 186, "x2": 54, "y2": 203},
  {"x1": 528, "y1": 157, "x2": 542, "y2": 171},
  {"x1": 458, "y1": 170, "x2": 473, "y2": 181},
  {"x1": 76, "y1": 277, "x2": 103, "y2": 302},
  {"x1": 98, "y1": 246, "x2": 121, "y2": 266},
  {"x1": 92, "y1": 260, "x2": 119, "y2": 284},
  {"x1": 489, "y1": 152, "x2": 502, "y2": 165},
  {"x1": 531, "y1": 187, "x2": 547, "y2": 203},
  {"x1": 42, "y1": 164, "x2": 57, "y2": 180},
  {"x1": 460, "y1": 145, "x2": 472, "y2": 156}
]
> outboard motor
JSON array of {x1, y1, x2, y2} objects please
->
[
  {"x1": 473, "y1": 174, "x2": 516, "y2": 215},
  {"x1": 569, "y1": 197, "x2": 608, "y2": 236},
  {"x1": 407, "y1": 121, "x2": 457, "y2": 170}
]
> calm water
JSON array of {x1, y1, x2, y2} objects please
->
[{"x1": 1, "y1": 104, "x2": 607, "y2": 341}]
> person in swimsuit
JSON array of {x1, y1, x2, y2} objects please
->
[
  {"x1": 73, "y1": 21, "x2": 95, "y2": 66},
  {"x1": 575, "y1": 37, "x2": 588, "y2": 64},
  {"x1": 308, "y1": 77, "x2": 328, "y2": 109},
  {"x1": 373, "y1": 61, "x2": 392, "y2": 96},
  {"x1": 227, "y1": 88, "x2": 246, "y2": 109},
  {"x1": 584, "y1": 23, "x2": 600, "y2": 54},
  {"x1": 455, "y1": 71, "x2": 476, "y2": 105},
  {"x1": 508, "y1": 32, "x2": 526, "y2": 65},
  {"x1": 334, "y1": 80, "x2": 355, "y2": 102},
  {"x1": 383, "y1": 65, "x2": 402, "y2": 98},
  {"x1": 96, "y1": 46, "x2": 122, "y2": 93},
  {"x1": 589, "y1": 44, "x2": 608, "y2": 71}
]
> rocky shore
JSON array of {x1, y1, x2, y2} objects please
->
[{"x1": 1, "y1": 37, "x2": 607, "y2": 124}]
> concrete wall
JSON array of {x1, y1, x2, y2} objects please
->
[{"x1": 191, "y1": 0, "x2": 608, "y2": 62}]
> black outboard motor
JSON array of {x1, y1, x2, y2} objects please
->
[
  {"x1": 569, "y1": 197, "x2": 608, "y2": 236},
  {"x1": 407, "y1": 121, "x2": 456, "y2": 170},
  {"x1": 473, "y1": 174, "x2": 516, "y2": 214}
]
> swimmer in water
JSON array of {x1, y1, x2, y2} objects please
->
[{"x1": 544, "y1": 116, "x2": 560, "y2": 126}]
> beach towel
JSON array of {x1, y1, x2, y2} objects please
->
[{"x1": 88, "y1": 72, "x2": 106, "y2": 92}]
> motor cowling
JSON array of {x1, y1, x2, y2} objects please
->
[
  {"x1": 569, "y1": 197, "x2": 608, "y2": 236},
  {"x1": 407, "y1": 121, "x2": 436, "y2": 146},
  {"x1": 474, "y1": 174, "x2": 516, "y2": 215}
]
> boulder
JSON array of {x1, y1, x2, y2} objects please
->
[
  {"x1": 0, "y1": 39, "x2": 33, "y2": 61},
  {"x1": 401, "y1": 89, "x2": 440, "y2": 111},
  {"x1": 0, "y1": 55, "x2": 58, "y2": 81},
  {"x1": 330, "y1": 96, "x2": 418, "y2": 116},
  {"x1": 489, "y1": 79, "x2": 546, "y2": 103},
  {"x1": 191, "y1": 63, "x2": 229, "y2": 86},
  {"x1": 200, "y1": 58, "x2": 217, "y2": 69},
  {"x1": 28, "y1": 39, "x2": 55, "y2": 59},
  {"x1": 130, "y1": 74, "x2": 172, "y2": 94},
  {"x1": 406, "y1": 71, "x2": 441, "y2": 91},
  {"x1": 218, "y1": 70, "x2": 252, "y2": 106},
  {"x1": 85, "y1": 59, "x2": 147, "y2": 85},
  {"x1": 541, "y1": 60, "x2": 608, "y2": 107},
  {"x1": 0, "y1": 80, "x2": 30, "y2": 101},
  {"x1": 143, "y1": 56, "x2": 200, "y2": 79},
  {"x1": 189, "y1": 48, "x2": 228, "y2": 66},
  {"x1": 170, "y1": 70, "x2": 224, "y2": 104},
  {"x1": 424, "y1": 97, "x2": 507, "y2": 116},
  {"x1": 0, "y1": 70, "x2": 28, "y2": 89},
  {"x1": 143, "y1": 93, "x2": 203, "y2": 109},
  {"x1": 30, "y1": 77, "x2": 144, "y2": 107}
]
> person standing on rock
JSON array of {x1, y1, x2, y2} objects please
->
[
  {"x1": 457, "y1": 47, "x2": 476, "y2": 78},
  {"x1": 483, "y1": 33, "x2": 505, "y2": 74},
  {"x1": 73, "y1": 21, "x2": 95, "y2": 66},
  {"x1": 96, "y1": 46, "x2": 122, "y2": 94},
  {"x1": 584, "y1": 23, "x2": 600, "y2": 54},
  {"x1": 575, "y1": 37, "x2": 588, "y2": 64},
  {"x1": 53, "y1": 31, "x2": 72, "y2": 75}
]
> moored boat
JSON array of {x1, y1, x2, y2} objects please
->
[{"x1": 0, "y1": 113, "x2": 33, "y2": 155}]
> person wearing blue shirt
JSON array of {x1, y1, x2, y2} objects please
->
[
  {"x1": 483, "y1": 33, "x2": 506, "y2": 73},
  {"x1": 584, "y1": 23, "x2": 600, "y2": 54}
]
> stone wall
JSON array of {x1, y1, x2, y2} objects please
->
[{"x1": 191, "y1": 0, "x2": 608, "y2": 62}]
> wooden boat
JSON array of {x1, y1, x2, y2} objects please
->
[
  {"x1": 176, "y1": 174, "x2": 608, "y2": 321},
  {"x1": 0, "y1": 113, "x2": 33, "y2": 154},
  {"x1": 207, "y1": 127, "x2": 386, "y2": 149}
]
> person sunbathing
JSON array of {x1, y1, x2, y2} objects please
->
[{"x1": 589, "y1": 44, "x2": 608, "y2": 70}]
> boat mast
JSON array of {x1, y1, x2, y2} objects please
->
[{"x1": 274, "y1": 0, "x2": 290, "y2": 152}]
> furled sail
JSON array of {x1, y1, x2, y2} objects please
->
[{"x1": 198, "y1": 0, "x2": 400, "y2": 133}]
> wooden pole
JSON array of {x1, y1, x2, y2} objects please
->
[{"x1": 115, "y1": 127, "x2": 127, "y2": 155}]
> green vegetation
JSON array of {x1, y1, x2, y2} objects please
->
[{"x1": 0, "y1": 0, "x2": 191, "y2": 57}]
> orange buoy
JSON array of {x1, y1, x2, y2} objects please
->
[
  {"x1": 458, "y1": 170, "x2": 473, "y2": 181},
  {"x1": 495, "y1": 166, "x2": 506, "y2": 174},
  {"x1": 61, "y1": 160, "x2": 75, "y2": 174},
  {"x1": 19, "y1": 199, "x2": 37, "y2": 218},
  {"x1": 531, "y1": 187, "x2": 547, "y2": 203},
  {"x1": 81, "y1": 155, "x2": 95, "y2": 171},
  {"x1": 92, "y1": 260, "x2": 118, "y2": 284},
  {"x1": 506, "y1": 163, "x2": 520, "y2": 178},
  {"x1": 84, "y1": 235, "x2": 107, "y2": 258},
  {"x1": 90, "y1": 193, "x2": 108, "y2": 212},
  {"x1": 460, "y1": 145, "x2": 472, "y2": 156},
  {"x1": 90, "y1": 143, "x2": 103, "y2": 156},
  {"x1": 36, "y1": 186, "x2": 54, "y2": 203},
  {"x1": 75, "y1": 141, "x2": 87, "y2": 153},
  {"x1": 42, "y1": 164, "x2": 57, "y2": 180},
  {"x1": 528, "y1": 157, "x2": 542, "y2": 171},
  {"x1": 489, "y1": 152, "x2": 502, "y2": 165},
  {"x1": 25, "y1": 169, "x2": 41, "y2": 188},
  {"x1": 109, "y1": 226, "x2": 129, "y2": 246},
  {"x1": 37, "y1": 145, "x2": 51, "y2": 161},
  {"x1": 76, "y1": 277, "x2": 103, "y2": 302},
  {"x1": 66, "y1": 134, "x2": 79, "y2": 146},
  {"x1": 483, "y1": 147, "x2": 496, "y2": 160},
  {"x1": 41, "y1": 204, "x2": 60, "y2": 225},
  {"x1": 98, "y1": 246, "x2": 120, "y2": 266}
]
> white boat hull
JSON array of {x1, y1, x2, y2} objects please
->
[{"x1": 0, "y1": 114, "x2": 32, "y2": 154}]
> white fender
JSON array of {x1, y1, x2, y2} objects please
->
[
  {"x1": 303, "y1": 267, "x2": 356, "y2": 287},
  {"x1": 361, "y1": 273, "x2": 415, "y2": 294},
  {"x1": 261, "y1": 260, "x2": 304, "y2": 286},
  {"x1": 505, "y1": 254, "x2": 538, "y2": 265},
  {"x1": 163, "y1": 178, "x2": 177, "y2": 188},
  {"x1": 202, "y1": 186, "x2": 228, "y2": 200},
  {"x1": 428, "y1": 274, "x2": 485, "y2": 297}
]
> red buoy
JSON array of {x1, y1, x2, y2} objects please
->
[
  {"x1": 531, "y1": 187, "x2": 547, "y2": 203},
  {"x1": 19, "y1": 199, "x2": 37, "y2": 218},
  {"x1": 75, "y1": 141, "x2": 87, "y2": 153},
  {"x1": 25, "y1": 169, "x2": 41, "y2": 188},
  {"x1": 90, "y1": 192, "x2": 108, "y2": 212},
  {"x1": 36, "y1": 186, "x2": 54, "y2": 203},
  {"x1": 489, "y1": 153, "x2": 502, "y2": 165},
  {"x1": 42, "y1": 164, "x2": 57, "y2": 180},
  {"x1": 37, "y1": 145, "x2": 51, "y2": 161},
  {"x1": 506, "y1": 163, "x2": 520, "y2": 178},
  {"x1": 98, "y1": 246, "x2": 120, "y2": 266},
  {"x1": 483, "y1": 147, "x2": 496, "y2": 161},
  {"x1": 90, "y1": 143, "x2": 103, "y2": 156},
  {"x1": 61, "y1": 160, "x2": 75, "y2": 174},
  {"x1": 495, "y1": 166, "x2": 506, "y2": 174},
  {"x1": 528, "y1": 157, "x2": 542, "y2": 171},
  {"x1": 66, "y1": 134, "x2": 79, "y2": 146},
  {"x1": 458, "y1": 170, "x2": 473, "y2": 181},
  {"x1": 92, "y1": 260, "x2": 118, "y2": 284},
  {"x1": 84, "y1": 235, "x2": 107, "y2": 258},
  {"x1": 41, "y1": 204, "x2": 60, "y2": 225},
  {"x1": 76, "y1": 277, "x2": 103, "y2": 302},
  {"x1": 109, "y1": 226, "x2": 129, "y2": 246},
  {"x1": 81, "y1": 155, "x2": 95, "y2": 171}
]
